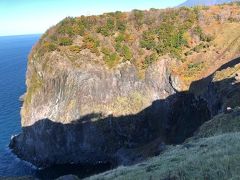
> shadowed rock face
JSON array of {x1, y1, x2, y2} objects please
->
[
  {"x1": 11, "y1": 51, "x2": 179, "y2": 167},
  {"x1": 11, "y1": 50, "x2": 240, "y2": 168},
  {"x1": 189, "y1": 57, "x2": 240, "y2": 116},
  {"x1": 10, "y1": 93, "x2": 210, "y2": 168},
  {"x1": 10, "y1": 49, "x2": 212, "y2": 167}
]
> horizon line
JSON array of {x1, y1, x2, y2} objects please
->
[
  {"x1": 0, "y1": 5, "x2": 179, "y2": 37},
  {"x1": 0, "y1": 33, "x2": 43, "y2": 38}
]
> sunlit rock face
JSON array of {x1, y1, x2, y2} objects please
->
[
  {"x1": 21, "y1": 55, "x2": 175, "y2": 127},
  {"x1": 9, "y1": 48, "x2": 211, "y2": 167}
]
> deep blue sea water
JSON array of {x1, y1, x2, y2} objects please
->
[
  {"x1": 0, "y1": 35, "x2": 111, "y2": 179},
  {"x1": 0, "y1": 35, "x2": 40, "y2": 177}
]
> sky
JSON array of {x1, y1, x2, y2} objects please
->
[{"x1": 0, "y1": 0, "x2": 186, "y2": 36}]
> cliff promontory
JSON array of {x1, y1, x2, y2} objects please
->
[{"x1": 10, "y1": 3, "x2": 240, "y2": 168}]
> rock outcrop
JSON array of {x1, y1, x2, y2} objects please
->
[
  {"x1": 10, "y1": 3, "x2": 240, "y2": 168},
  {"x1": 10, "y1": 53, "x2": 210, "y2": 167},
  {"x1": 21, "y1": 56, "x2": 176, "y2": 127}
]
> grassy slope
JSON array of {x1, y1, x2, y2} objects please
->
[
  {"x1": 194, "y1": 108, "x2": 240, "y2": 138},
  {"x1": 87, "y1": 109, "x2": 240, "y2": 180}
]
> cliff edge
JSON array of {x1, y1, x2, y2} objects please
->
[{"x1": 10, "y1": 3, "x2": 240, "y2": 168}]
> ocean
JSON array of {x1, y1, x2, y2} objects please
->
[
  {"x1": 0, "y1": 35, "x2": 40, "y2": 177},
  {"x1": 0, "y1": 35, "x2": 111, "y2": 179}
]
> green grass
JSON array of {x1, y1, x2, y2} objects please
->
[
  {"x1": 194, "y1": 108, "x2": 240, "y2": 138},
  {"x1": 88, "y1": 132, "x2": 240, "y2": 180},
  {"x1": 87, "y1": 109, "x2": 240, "y2": 180}
]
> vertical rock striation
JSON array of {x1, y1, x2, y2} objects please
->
[
  {"x1": 13, "y1": 4, "x2": 240, "y2": 167},
  {"x1": 10, "y1": 51, "x2": 211, "y2": 167}
]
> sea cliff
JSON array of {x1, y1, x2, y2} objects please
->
[{"x1": 10, "y1": 3, "x2": 240, "y2": 168}]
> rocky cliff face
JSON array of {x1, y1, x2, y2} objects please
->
[
  {"x1": 21, "y1": 55, "x2": 175, "y2": 127},
  {"x1": 10, "y1": 4, "x2": 240, "y2": 168},
  {"x1": 11, "y1": 52, "x2": 211, "y2": 167}
]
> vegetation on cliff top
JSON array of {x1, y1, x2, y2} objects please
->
[
  {"x1": 30, "y1": 5, "x2": 223, "y2": 72},
  {"x1": 29, "y1": 3, "x2": 240, "y2": 84},
  {"x1": 24, "y1": 3, "x2": 240, "y2": 108}
]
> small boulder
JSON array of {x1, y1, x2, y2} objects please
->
[
  {"x1": 235, "y1": 72, "x2": 240, "y2": 81},
  {"x1": 224, "y1": 107, "x2": 233, "y2": 114},
  {"x1": 19, "y1": 93, "x2": 25, "y2": 102}
]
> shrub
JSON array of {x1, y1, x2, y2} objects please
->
[
  {"x1": 133, "y1": 9, "x2": 144, "y2": 28},
  {"x1": 192, "y1": 43, "x2": 209, "y2": 53},
  {"x1": 142, "y1": 24, "x2": 185, "y2": 54},
  {"x1": 58, "y1": 26, "x2": 74, "y2": 36},
  {"x1": 115, "y1": 42, "x2": 122, "y2": 53},
  {"x1": 228, "y1": 17, "x2": 237, "y2": 22},
  {"x1": 116, "y1": 21, "x2": 126, "y2": 32},
  {"x1": 115, "y1": 11, "x2": 127, "y2": 32},
  {"x1": 115, "y1": 33, "x2": 126, "y2": 43},
  {"x1": 78, "y1": 16, "x2": 93, "y2": 31},
  {"x1": 124, "y1": 33, "x2": 135, "y2": 43},
  {"x1": 82, "y1": 35, "x2": 100, "y2": 55},
  {"x1": 150, "y1": 8, "x2": 158, "y2": 11},
  {"x1": 122, "y1": 45, "x2": 133, "y2": 61},
  {"x1": 140, "y1": 31, "x2": 156, "y2": 50},
  {"x1": 90, "y1": 47, "x2": 100, "y2": 56},
  {"x1": 38, "y1": 42, "x2": 57, "y2": 56},
  {"x1": 49, "y1": 35, "x2": 58, "y2": 42},
  {"x1": 193, "y1": 26, "x2": 213, "y2": 42},
  {"x1": 43, "y1": 42, "x2": 57, "y2": 52},
  {"x1": 97, "y1": 18, "x2": 116, "y2": 36},
  {"x1": 77, "y1": 24, "x2": 86, "y2": 36},
  {"x1": 193, "y1": 26, "x2": 202, "y2": 35},
  {"x1": 193, "y1": 6, "x2": 201, "y2": 16},
  {"x1": 170, "y1": 48, "x2": 182, "y2": 60},
  {"x1": 82, "y1": 35, "x2": 99, "y2": 48},
  {"x1": 25, "y1": 72, "x2": 43, "y2": 105},
  {"x1": 58, "y1": 37, "x2": 73, "y2": 46},
  {"x1": 201, "y1": 33, "x2": 213, "y2": 42},
  {"x1": 140, "y1": 40, "x2": 156, "y2": 50},
  {"x1": 101, "y1": 47, "x2": 111, "y2": 55},
  {"x1": 57, "y1": 17, "x2": 76, "y2": 36},
  {"x1": 104, "y1": 52, "x2": 120, "y2": 68},
  {"x1": 69, "y1": 45, "x2": 82, "y2": 53},
  {"x1": 155, "y1": 24, "x2": 187, "y2": 56},
  {"x1": 106, "y1": 19, "x2": 115, "y2": 30},
  {"x1": 185, "y1": 51, "x2": 193, "y2": 56},
  {"x1": 143, "y1": 53, "x2": 158, "y2": 68},
  {"x1": 188, "y1": 62, "x2": 204, "y2": 71},
  {"x1": 140, "y1": 10, "x2": 195, "y2": 60},
  {"x1": 97, "y1": 26, "x2": 111, "y2": 36}
]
